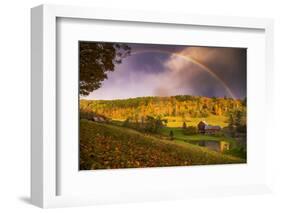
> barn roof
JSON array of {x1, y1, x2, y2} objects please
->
[
  {"x1": 205, "y1": 125, "x2": 221, "y2": 130},
  {"x1": 199, "y1": 120, "x2": 208, "y2": 125}
]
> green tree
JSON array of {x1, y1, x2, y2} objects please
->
[
  {"x1": 123, "y1": 117, "x2": 131, "y2": 127},
  {"x1": 79, "y1": 42, "x2": 131, "y2": 96},
  {"x1": 169, "y1": 130, "x2": 174, "y2": 141},
  {"x1": 183, "y1": 126, "x2": 198, "y2": 135},
  {"x1": 144, "y1": 116, "x2": 164, "y2": 133},
  {"x1": 227, "y1": 108, "x2": 246, "y2": 135}
]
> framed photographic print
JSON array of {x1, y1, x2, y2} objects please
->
[
  {"x1": 79, "y1": 41, "x2": 247, "y2": 170},
  {"x1": 31, "y1": 4, "x2": 274, "y2": 208}
]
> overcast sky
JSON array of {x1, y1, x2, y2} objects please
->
[{"x1": 83, "y1": 43, "x2": 246, "y2": 100}]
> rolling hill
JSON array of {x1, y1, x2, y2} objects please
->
[{"x1": 79, "y1": 119, "x2": 245, "y2": 170}]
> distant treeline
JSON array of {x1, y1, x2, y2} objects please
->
[{"x1": 80, "y1": 95, "x2": 246, "y2": 120}]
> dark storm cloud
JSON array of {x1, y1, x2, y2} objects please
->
[
  {"x1": 87, "y1": 42, "x2": 246, "y2": 100},
  {"x1": 193, "y1": 47, "x2": 247, "y2": 99},
  {"x1": 126, "y1": 43, "x2": 186, "y2": 73},
  {"x1": 126, "y1": 52, "x2": 169, "y2": 74}
]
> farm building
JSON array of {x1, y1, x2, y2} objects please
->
[
  {"x1": 205, "y1": 125, "x2": 221, "y2": 134},
  {"x1": 220, "y1": 141, "x2": 230, "y2": 152},
  {"x1": 197, "y1": 121, "x2": 208, "y2": 133},
  {"x1": 91, "y1": 114, "x2": 108, "y2": 122},
  {"x1": 197, "y1": 121, "x2": 221, "y2": 134}
]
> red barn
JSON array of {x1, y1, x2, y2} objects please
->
[
  {"x1": 204, "y1": 125, "x2": 221, "y2": 134},
  {"x1": 197, "y1": 121, "x2": 221, "y2": 134},
  {"x1": 197, "y1": 121, "x2": 207, "y2": 133}
]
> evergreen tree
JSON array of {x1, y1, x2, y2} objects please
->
[{"x1": 169, "y1": 130, "x2": 174, "y2": 141}]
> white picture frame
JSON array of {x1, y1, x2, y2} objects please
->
[{"x1": 31, "y1": 4, "x2": 274, "y2": 208}]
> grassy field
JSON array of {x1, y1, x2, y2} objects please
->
[
  {"x1": 111, "y1": 115, "x2": 244, "y2": 157},
  {"x1": 112, "y1": 115, "x2": 237, "y2": 146},
  {"x1": 108, "y1": 115, "x2": 228, "y2": 127},
  {"x1": 80, "y1": 119, "x2": 245, "y2": 170},
  {"x1": 159, "y1": 126, "x2": 236, "y2": 144},
  {"x1": 163, "y1": 115, "x2": 228, "y2": 128}
]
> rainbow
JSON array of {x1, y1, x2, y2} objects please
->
[{"x1": 130, "y1": 49, "x2": 236, "y2": 99}]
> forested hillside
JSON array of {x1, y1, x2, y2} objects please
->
[{"x1": 80, "y1": 95, "x2": 246, "y2": 121}]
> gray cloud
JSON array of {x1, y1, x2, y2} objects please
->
[{"x1": 86, "y1": 44, "x2": 246, "y2": 100}]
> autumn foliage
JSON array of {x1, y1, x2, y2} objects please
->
[
  {"x1": 79, "y1": 120, "x2": 244, "y2": 170},
  {"x1": 80, "y1": 95, "x2": 245, "y2": 121}
]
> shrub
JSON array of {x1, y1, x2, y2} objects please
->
[
  {"x1": 223, "y1": 147, "x2": 246, "y2": 159},
  {"x1": 183, "y1": 126, "x2": 198, "y2": 135}
]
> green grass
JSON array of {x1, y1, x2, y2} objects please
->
[
  {"x1": 110, "y1": 115, "x2": 243, "y2": 158},
  {"x1": 160, "y1": 126, "x2": 236, "y2": 144},
  {"x1": 80, "y1": 119, "x2": 245, "y2": 170}
]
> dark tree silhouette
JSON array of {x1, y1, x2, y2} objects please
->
[
  {"x1": 79, "y1": 42, "x2": 131, "y2": 96},
  {"x1": 182, "y1": 121, "x2": 187, "y2": 129},
  {"x1": 169, "y1": 130, "x2": 174, "y2": 141}
]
